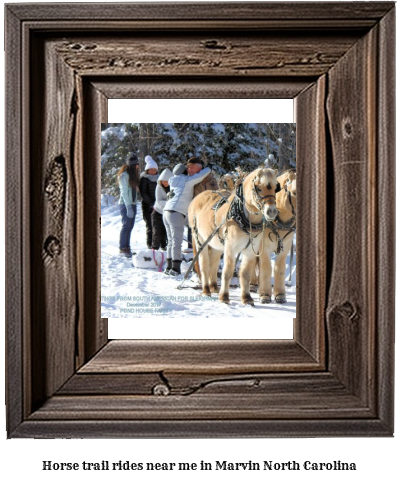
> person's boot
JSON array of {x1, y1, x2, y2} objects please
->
[
  {"x1": 164, "y1": 258, "x2": 173, "y2": 275},
  {"x1": 119, "y1": 247, "x2": 132, "y2": 258},
  {"x1": 169, "y1": 260, "x2": 182, "y2": 276}
]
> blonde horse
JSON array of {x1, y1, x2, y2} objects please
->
[
  {"x1": 219, "y1": 167, "x2": 248, "y2": 193},
  {"x1": 188, "y1": 168, "x2": 279, "y2": 305},
  {"x1": 277, "y1": 168, "x2": 296, "y2": 188},
  {"x1": 218, "y1": 174, "x2": 236, "y2": 193},
  {"x1": 251, "y1": 178, "x2": 297, "y2": 304}
]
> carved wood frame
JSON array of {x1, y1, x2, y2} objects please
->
[{"x1": 5, "y1": 2, "x2": 395, "y2": 437}]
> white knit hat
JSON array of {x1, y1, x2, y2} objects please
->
[
  {"x1": 144, "y1": 155, "x2": 158, "y2": 171},
  {"x1": 158, "y1": 168, "x2": 173, "y2": 182}
]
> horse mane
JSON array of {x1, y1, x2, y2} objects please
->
[{"x1": 254, "y1": 167, "x2": 278, "y2": 187}]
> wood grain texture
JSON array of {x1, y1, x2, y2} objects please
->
[
  {"x1": 5, "y1": 2, "x2": 395, "y2": 438},
  {"x1": 13, "y1": 418, "x2": 391, "y2": 439},
  {"x1": 60, "y1": 371, "x2": 357, "y2": 397},
  {"x1": 5, "y1": 5, "x2": 24, "y2": 436},
  {"x1": 7, "y1": 2, "x2": 394, "y2": 23},
  {"x1": 295, "y1": 76, "x2": 326, "y2": 363},
  {"x1": 30, "y1": 36, "x2": 78, "y2": 408},
  {"x1": 79, "y1": 340, "x2": 320, "y2": 374},
  {"x1": 58, "y1": 372, "x2": 163, "y2": 396},
  {"x1": 53, "y1": 34, "x2": 361, "y2": 78},
  {"x1": 82, "y1": 81, "x2": 108, "y2": 361},
  {"x1": 28, "y1": 392, "x2": 371, "y2": 421},
  {"x1": 92, "y1": 79, "x2": 311, "y2": 100},
  {"x1": 32, "y1": 371, "x2": 374, "y2": 422},
  {"x1": 325, "y1": 26, "x2": 377, "y2": 404},
  {"x1": 376, "y1": 7, "x2": 395, "y2": 431}
]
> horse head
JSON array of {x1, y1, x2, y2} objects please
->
[
  {"x1": 244, "y1": 168, "x2": 279, "y2": 221},
  {"x1": 219, "y1": 174, "x2": 236, "y2": 193},
  {"x1": 276, "y1": 178, "x2": 297, "y2": 219}
]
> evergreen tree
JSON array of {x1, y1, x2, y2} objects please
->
[
  {"x1": 101, "y1": 123, "x2": 296, "y2": 196},
  {"x1": 169, "y1": 123, "x2": 204, "y2": 164},
  {"x1": 199, "y1": 123, "x2": 225, "y2": 171},
  {"x1": 151, "y1": 123, "x2": 176, "y2": 168}
]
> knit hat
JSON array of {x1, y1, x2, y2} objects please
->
[
  {"x1": 186, "y1": 156, "x2": 204, "y2": 167},
  {"x1": 173, "y1": 163, "x2": 187, "y2": 176},
  {"x1": 127, "y1": 153, "x2": 139, "y2": 166},
  {"x1": 158, "y1": 168, "x2": 173, "y2": 182},
  {"x1": 144, "y1": 155, "x2": 158, "y2": 171}
]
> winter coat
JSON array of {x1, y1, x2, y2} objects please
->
[
  {"x1": 164, "y1": 167, "x2": 211, "y2": 216},
  {"x1": 139, "y1": 171, "x2": 158, "y2": 208},
  {"x1": 118, "y1": 171, "x2": 137, "y2": 207},
  {"x1": 193, "y1": 171, "x2": 219, "y2": 197},
  {"x1": 153, "y1": 168, "x2": 172, "y2": 214}
]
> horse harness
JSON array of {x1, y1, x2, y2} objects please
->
[
  {"x1": 181, "y1": 178, "x2": 295, "y2": 291},
  {"x1": 193, "y1": 182, "x2": 295, "y2": 256},
  {"x1": 265, "y1": 187, "x2": 296, "y2": 254},
  {"x1": 198, "y1": 184, "x2": 273, "y2": 255},
  {"x1": 228, "y1": 183, "x2": 296, "y2": 255}
]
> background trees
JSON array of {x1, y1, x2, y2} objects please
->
[{"x1": 101, "y1": 123, "x2": 296, "y2": 195}]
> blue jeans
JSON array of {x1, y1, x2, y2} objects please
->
[{"x1": 119, "y1": 204, "x2": 137, "y2": 249}]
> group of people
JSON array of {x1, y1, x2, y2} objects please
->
[{"x1": 117, "y1": 153, "x2": 218, "y2": 276}]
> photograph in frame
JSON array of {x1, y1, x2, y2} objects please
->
[{"x1": 101, "y1": 107, "x2": 297, "y2": 338}]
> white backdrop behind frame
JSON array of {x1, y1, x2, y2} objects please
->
[{"x1": 106, "y1": 99, "x2": 294, "y2": 339}]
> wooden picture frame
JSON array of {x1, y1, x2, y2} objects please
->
[{"x1": 5, "y1": 2, "x2": 395, "y2": 438}]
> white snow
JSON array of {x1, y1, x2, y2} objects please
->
[
  {"x1": 101, "y1": 193, "x2": 117, "y2": 208},
  {"x1": 102, "y1": 197, "x2": 296, "y2": 339},
  {"x1": 101, "y1": 125, "x2": 126, "y2": 141}
]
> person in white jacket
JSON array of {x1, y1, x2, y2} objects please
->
[
  {"x1": 163, "y1": 162, "x2": 211, "y2": 276},
  {"x1": 151, "y1": 167, "x2": 172, "y2": 252}
]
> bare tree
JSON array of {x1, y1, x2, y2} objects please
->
[{"x1": 138, "y1": 123, "x2": 156, "y2": 172}]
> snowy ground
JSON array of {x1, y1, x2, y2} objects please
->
[{"x1": 102, "y1": 197, "x2": 296, "y2": 339}]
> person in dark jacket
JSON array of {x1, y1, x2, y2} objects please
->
[
  {"x1": 117, "y1": 153, "x2": 140, "y2": 257},
  {"x1": 139, "y1": 155, "x2": 159, "y2": 248}
]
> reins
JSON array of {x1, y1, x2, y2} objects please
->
[
  {"x1": 265, "y1": 187, "x2": 296, "y2": 255},
  {"x1": 227, "y1": 181, "x2": 274, "y2": 256},
  {"x1": 177, "y1": 216, "x2": 227, "y2": 290},
  {"x1": 178, "y1": 173, "x2": 292, "y2": 289}
]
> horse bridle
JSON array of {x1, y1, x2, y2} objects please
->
[
  {"x1": 264, "y1": 185, "x2": 296, "y2": 255},
  {"x1": 251, "y1": 179, "x2": 281, "y2": 213},
  {"x1": 285, "y1": 186, "x2": 296, "y2": 217}
]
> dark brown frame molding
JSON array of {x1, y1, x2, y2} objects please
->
[{"x1": 5, "y1": 2, "x2": 395, "y2": 437}]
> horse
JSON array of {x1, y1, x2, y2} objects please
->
[
  {"x1": 277, "y1": 168, "x2": 296, "y2": 188},
  {"x1": 250, "y1": 177, "x2": 297, "y2": 304},
  {"x1": 188, "y1": 168, "x2": 280, "y2": 306},
  {"x1": 219, "y1": 167, "x2": 248, "y2": 193},
  {"x1": 218, "y1": 173, "x2": 236, "y2": 193}
]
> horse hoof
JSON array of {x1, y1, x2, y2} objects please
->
[
  {"x1": 210, "y1": 285, "x2": 219, "y2": 294},
  {"x1": 202, "y1": 285, "x2": 211, "y2": 297},
  {"x1": 275, "y1": 294, "x2": 287, "y2": 304},
  {"x1": 219, "y1": 294, "x2": 230, "y2": 304},
  {"x1": 242, "y1": 297, "x2": 255, "y2": 306},
  {"x1": 260, "y1": 294, "x2": 272, "y2": 304}
]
